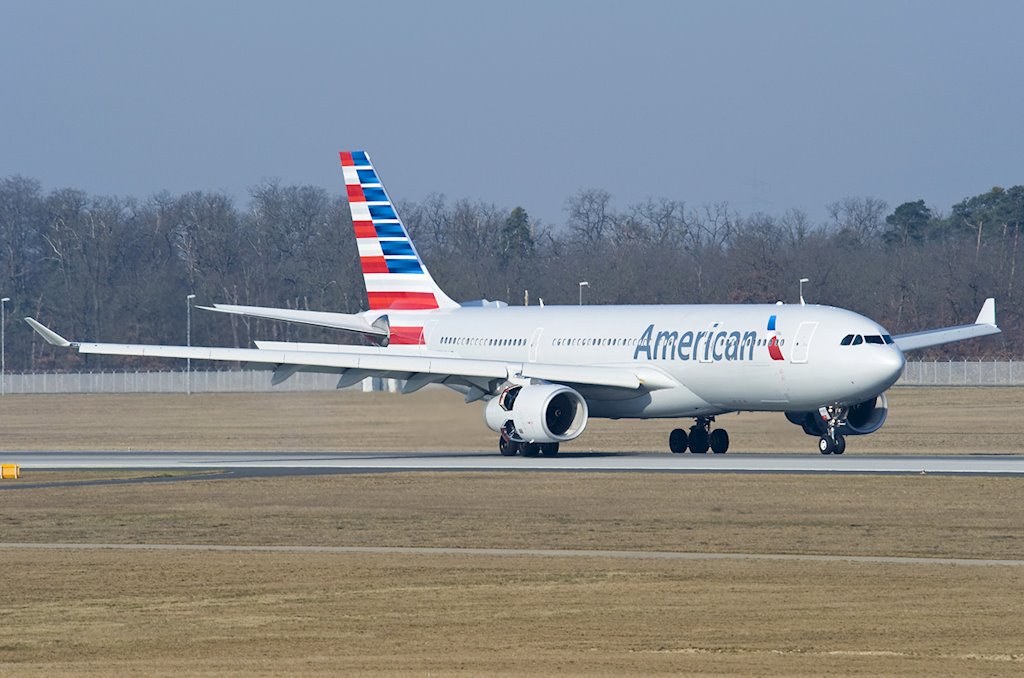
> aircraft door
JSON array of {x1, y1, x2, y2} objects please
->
[
  {"x1": 790, "y1": 321, "x2": 818, "y2": 364},
  {"x1": 528, "y1": 328, "x2": 544, "y2": 362},
  {"x1": 422, "y1": 320, "x2": 438, "y2": 354}
]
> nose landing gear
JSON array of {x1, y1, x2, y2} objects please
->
[
  {"x1": 817, "y1": 404, "x2": 848, "y2": 455},
  {"x1": 817, "y1": 434, "x2": 846, "y2": 455},
  {"x1": 669, "y1": 417, "x2": 729, "y2": 454}
]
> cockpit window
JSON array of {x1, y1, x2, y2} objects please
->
[{"x1": 841, "y1": 333, "x2": 893, "y2": 347}]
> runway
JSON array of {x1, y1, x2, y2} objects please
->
[{"x1": 7, "y1": 451, "x2": 1024, "y2": 475}]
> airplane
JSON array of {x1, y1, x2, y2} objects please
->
[{"x1": 26, "y1": 151, "x2": 1001, "y2": 456}]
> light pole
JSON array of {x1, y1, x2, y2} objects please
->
[
  {"x1": 1, "y1": 297, "x2": 9, "y2": 396},
  {"x1": 799, "y1": 278, "x2": 809, "y2": 306},
  {"x1": 578, "y1": 281, "x2": 590, "y2": 306},
  {"x1": 186, "y1": 293, "x2": 196, "y2": 395}
]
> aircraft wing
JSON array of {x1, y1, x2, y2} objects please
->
[
  {"x1": 520, "y1": 362, "x2": 679, "y2": 390},
  {"x1": 24, "y1": 318, "x2": 677, "y2": 397},
  {"x1": 893, "y1": 298, "x2": 1000, "y2": 352}
]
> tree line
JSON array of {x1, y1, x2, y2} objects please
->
[{"x1": 0, "y1": 175, "x2": 1019, "y2": 371}]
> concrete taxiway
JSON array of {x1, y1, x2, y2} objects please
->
[{"x1": 6, "y1": 451, "x2": 1024, "y2": 475}]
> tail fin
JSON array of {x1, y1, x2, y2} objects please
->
[{"x1": 340, "y1": 151, "x2": 458, "y2": 311}]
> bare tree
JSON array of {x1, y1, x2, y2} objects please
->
[
  {"x1": 566, "y1": 189, "x2": 613, "y2": 245},
  {"x1": 826, "y1": 196, "x2": 887, "y2": 245}
]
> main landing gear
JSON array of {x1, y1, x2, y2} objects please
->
[
  {"x1": 501, "y1": 441, "x2": 559, "y2": 457},
  {"x1": 817, "y1": 404, "x2": 847, "y2": 455},
  {"x1": 669, "y1": 417, "x2": 729, "y2": 454},
  {"x1": 498, "y1": 428, "x2": 559, "y2": 457}
]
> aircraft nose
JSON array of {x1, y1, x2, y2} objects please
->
[{"x1": 874, "y1": 347, "x2": 906, "y2": 387}]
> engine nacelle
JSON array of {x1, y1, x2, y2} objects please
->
[
  {"x1": 484, "y1": 384, "x2": 588, "y2": 443},
  {"x1": 785, "y1": 393, "x2": 889, "y2": 437}
]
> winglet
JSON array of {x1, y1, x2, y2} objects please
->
[
  {"x1": 24, "y1": 317, "x2": 73, "y2": 348},
  {"x1": 976, "y1": 298, "x2": 997, "y2": 326}
]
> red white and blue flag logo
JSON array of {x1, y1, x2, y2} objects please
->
[
  {"x1": 340, "y1": 151, "x2": 458, "y2": 345},
  {"x1": 767, "y1": 315, "x2": 784, "y2": 361}
]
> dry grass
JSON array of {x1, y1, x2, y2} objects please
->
[
  {"x1": 0, "y1": 386, "x2": 1022, "y2": 453},
  {"x1": 3, "y1": 473, "x2": 1024, "y2": 560},
  {"x1": 2, "y1": 549, "x2": 1023, "y2": 677},
  {"x1": 0, "y1": 470, "x2": 212, "y2": 483}
]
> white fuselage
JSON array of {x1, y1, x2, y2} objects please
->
[{"x1": 294, "y1": 303, "x2": 906, "y2": 419}]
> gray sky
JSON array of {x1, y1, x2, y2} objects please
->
[{"x1": 2, "y1": 0, "x2": 1022, "y2": 225}]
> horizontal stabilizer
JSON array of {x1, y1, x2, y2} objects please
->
[{"x1": 199, "y1": 304, "x2": 390, "y2": 337}]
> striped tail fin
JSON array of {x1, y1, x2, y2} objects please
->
[{"x1": 339, "y1": 151, "x2": 458, "y2": 311}]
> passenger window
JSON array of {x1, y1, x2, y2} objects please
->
[
  {"x1": 852, "y1": 335, "x2": 863, "y2": 345},
  {"x1": 840, "y1": 334, "x2": 854, "y2": 346}
]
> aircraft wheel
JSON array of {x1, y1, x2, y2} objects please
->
[
  {"x1": 669, "y1": 428, "x2": 688, "y2": 454},
  {"x1": 833, "y1": 435, "x2": 846, "y2": 455},
  {"x1": 521, "y1": 443, "x2": 541, "y2": 457},
  {"x1": 540, "y1": 442, "x2": 559, "y2": 457},
  {"x1": 818, "y1": 436, "x2": 834, "y2": 455},
  {"x1": 499, "y1": 437, "x2": 517, "y2": 456},
  {"x1": 709, "y1": 428, "x2": 729, "y2": 454},
  {"x1": 689, "y1": 428, "x2": 709, "y2": 454}
]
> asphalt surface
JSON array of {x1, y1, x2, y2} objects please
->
[{"x1": 6, "y1": 451, "x2": 1024, "y2": 475}]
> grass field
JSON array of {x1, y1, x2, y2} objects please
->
[
  {"x1": 2, "y1": 472, "x2": 1024, "y2": 675},
  {"x1": 0, "y1": 386, "x2": 1022, "y2": 453},
  {"x1": 2, "y1": 548, "x2": 1022, "y2": 676},
  {"x1": 1, "y1": 387, "x2": 1023, "y2": 675}
]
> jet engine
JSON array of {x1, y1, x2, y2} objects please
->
[
  {"x1": 785, "y1": 393, "x2": 889, "y2": 436},
  {"x1": 484, "y1": 383, "x2": 588, "y2": 444}
]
